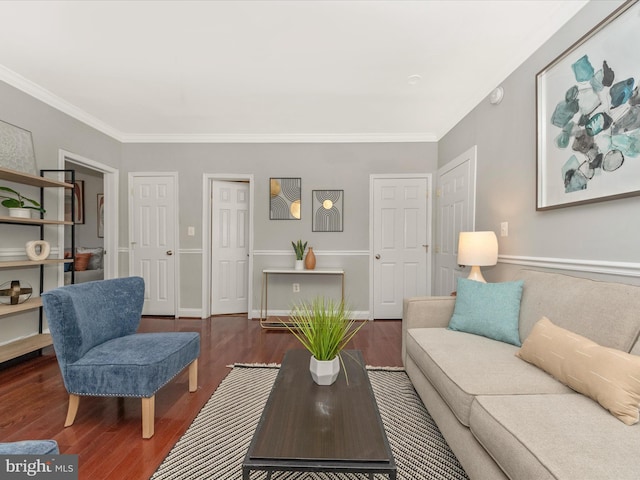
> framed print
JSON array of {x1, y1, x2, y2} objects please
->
[
  {"x1": 536, "y1": 0, "x2": 640, "y2": 210},
  {"x1": 270, "y1": 177, "x2": 301, "y2": 220},
  {"x1": 0, "y1": 120, "x2": 37, "y2": 174},
  {"x1": 65, "y1": 180, "x2": 85, "y2": 224},
  {"x1": 97, "y1": 193, "x2": 104, "y2": 238},
  {"x1": 312, "y1": 190, "x2": 344, "y2": 232}
]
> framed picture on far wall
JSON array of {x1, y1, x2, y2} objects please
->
[
  {"x1": 65, "y1": 180, "x2": 85, "y2": 224},
  {"x1": 536, "y1": 0, "x2": 640, "y2": 210},
  {"x1": 312, "y1": 190, "x2": 344, "y2": 232},
  {"x1": 97, "y1": 193, "x2": 104, "y2": 238},
  {"x1": 269, "y1": 177, "x2": 301, "y2": 220}
]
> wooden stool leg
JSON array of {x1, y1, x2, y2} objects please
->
[
  {"x1": 189, "y1": 359, "x2": 198, "y2": 392},
  {"x1": 64, "y1": 394, "x2": 80, "y2": 427},
  {"x1": 142, "y1": 396, "x2": 155, "y2": 439}
]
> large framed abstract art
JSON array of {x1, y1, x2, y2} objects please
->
[
  {"x1": 312, "y1": 190, "x2": 343, "y2": 232},
  {"x1": 269, "y1": 177, "x2": 301, "y2": 220},
  {"x1": 536, "y1": 0, "x2": 640, "y2": 210}
]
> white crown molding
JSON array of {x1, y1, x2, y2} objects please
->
[
  {"x1": 0, "y1": 65, "x2": 125, "y2": 142},
  {"x1": 119, "y1": 132, "x2": 438, "y2": 144},
  {"x1": 498, "y1": 255, "x2": 640, "y2": 278},
  {"x1": 0, "y1": 64, "x2": 437, "y2": 144}
]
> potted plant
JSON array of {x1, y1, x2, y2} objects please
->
[
  {"x1": 285, "y1": 297, "x2": 365, "y2": 385},
  {"x1": 0, "y1": 186, "x2": 46, "y2": 218},
  {"x1": 291, "y1": 239, "x2": 307, "y2": 270}
]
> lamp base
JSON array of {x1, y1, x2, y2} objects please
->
[{"x1": 466, "y1": 266, "x2": 487, "y2": 283}]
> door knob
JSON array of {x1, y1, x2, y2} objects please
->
[
  {"x1": 375, "y1": 254, "x2": 381, "y2": 260},
  {"x1": 166, "y1": 250, "x2": 173, "y2": 256}
]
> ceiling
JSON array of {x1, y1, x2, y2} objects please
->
[{"x1": 0, "y1": 1, "x2": 588, "y2": 143}]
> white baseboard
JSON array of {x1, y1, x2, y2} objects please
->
[
  {"x1": 179, "y1": 308, "x2": 204, "y2": 318},
  {"x1": 249, "y1": 309, "x2": 371, "y2": 320}
]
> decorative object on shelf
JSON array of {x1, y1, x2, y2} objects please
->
[
  {"x1": 0, "y1": 280, "x2": 33, "y2": 305},
  {"x1": 97, "y1": 193, "x2": 104, "y2": 238},
  {"x1": 284, "y1": 297, "x2": 364, "y2": 385},
  {"x1": 0, "y1": 185, "x2": 46, "y2": 217},
  {"x1": 291, "y1": 239, "x2": 307, "y2": 270},
  {"x1": 312, "y1": 190, "x2": 343, "y2": 232},
  {"x1": 270, "y1": 177, "x2": 301, "y2": 220},
  {"x1": 0, "y1": 120, "x2": 37, "y2": 175},
  {"x1": 457, "y1": 231, "x2": 498, "y2": 283},
  {"x1": 65, "y1": 180, "x2": 84, "y2": 224},
  {"x1": 25, "y1": 240, "x2": 50, "y2": 261},
  {"x1": 536, "y1": 1, "x2": 640, "y2": 210},
  {"x1": 74, "y1": 253, "x2": 91, "y2": 272},
  {"x1": 304, "y1": 246, "x2": 316, "y2": 270}
]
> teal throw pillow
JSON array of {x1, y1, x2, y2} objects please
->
[{"x1": 448, "y1": 278, "x2": 524, "y2": 346}]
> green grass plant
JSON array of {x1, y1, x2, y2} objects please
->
[{"x1": 285, "y1": 297, "x2": 365, "y2": 361}]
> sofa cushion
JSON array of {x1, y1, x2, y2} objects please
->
[
  {"x1": 449, "y1": 278, "x2": 523, "y2": 346},
  {"x1": 470, "y1": 394, "x2": 640, "y2": 480},
  {"x1": 514, "y1": 270, "x2": 640, "y2": 352},
  {"x1": 517, "y1": 317, "x2": 640, "y2": 425},
  {"x1": 77, "y1": 246, "x2": 104, "y2": 270},
  {"x1": 406, "y1": 328, "x2": 572, "y2": 426}
]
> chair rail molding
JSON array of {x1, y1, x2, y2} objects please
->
[{"x1": 498, "y1": 255, "x2": 640, "y2": 278}]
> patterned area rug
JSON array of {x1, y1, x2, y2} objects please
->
[{"x1": 152, "y1": 366, "x2": 468, "y2": 480}]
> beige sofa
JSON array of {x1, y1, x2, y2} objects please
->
[{"x1": 403, "y1": 269, "x2": 640, "y2": 480}]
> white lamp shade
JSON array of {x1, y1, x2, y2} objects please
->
[{"x1": 457, "y1": 231, "x2": 498, "y2": 266}]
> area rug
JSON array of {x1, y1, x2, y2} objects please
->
[{"x1": 152, "y1": 366, "x2": 468, "y2": 480}]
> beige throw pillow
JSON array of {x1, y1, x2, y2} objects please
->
[{"x1": 517, "y1": 316, "x2": 640, "y2": 425}]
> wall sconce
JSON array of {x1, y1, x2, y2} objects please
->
[{"x1": 457, "y1": 231, "x2": 498, "y2": 283}]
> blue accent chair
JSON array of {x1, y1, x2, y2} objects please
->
[
  {"x1": 0, "y1": 440, "x2": 59, "y2": 454},
  {"x1": 42, "y1": 277, "x2": 200, "y2": 439}
]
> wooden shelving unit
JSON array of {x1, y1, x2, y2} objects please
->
[{"x1": 0, "y1": 167, "x2": 73, "y2": 363}]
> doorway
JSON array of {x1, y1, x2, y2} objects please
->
[
  {"x1": 369, "y1": 174, "x2": 432, "y2": 319},
  {"x1": 202, "y1": 174, "x2": 254, "y2": 319},
  {"x1": 58, "y1": 150, "x2": 118, "y2": 282},
  {"x1": 434, "y1": 146, "x2": 477, "y2": 295}
]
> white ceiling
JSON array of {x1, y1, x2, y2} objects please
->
[{"x1": 0, "y1": 1, "x2": 588, "y2": 143}]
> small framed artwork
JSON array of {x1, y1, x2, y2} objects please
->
[
  {"x1": 270, "y1": 177, "x2": 301, "y2": 220},
  {"x1": 536, "y1": 0, "x2": 640, "y2": 210},
  {"x1": 97, "y1": 193, "x2": 104, "y2": 238},
  {"x1": 312, "y1": 190, "x2": 344, "y2": 232},
  {"x1": 0, "y1": 120, "x2": 37, "y2": 174},
  {"x1": 65, "y1": 180, "x2": 85, "y2": 224}
]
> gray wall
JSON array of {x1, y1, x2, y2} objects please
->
[
  {"x1": 0, "y1": 81, "x2": 120, "y2": 345},
  {"x1": 438, "y1": 0, "x2": 640, "y2": 285},
  {"x1": 120, "y1": 142, "x2": 437, "y2": 313}
]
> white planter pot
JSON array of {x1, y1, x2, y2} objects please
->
[
  {"x1": 309, "y1": 355, "x2": 340, "y2": 385},
  {"x1": 8, "y1": 208, "x2": 32, "y2": 219},
  {"x1": 294, "y1": 259, "x2": 304, "y2": 270}
]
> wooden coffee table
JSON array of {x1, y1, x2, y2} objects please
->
[{"x1": 242, "y1": 349, "x2": 396, "y2": 479}]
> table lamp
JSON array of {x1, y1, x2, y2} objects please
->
[{"x1": 457, "y1": 231, "x2": 498, "y2": 283}]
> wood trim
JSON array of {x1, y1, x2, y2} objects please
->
[
  {"x1": 65, "y1": 394, "x2": 80, "y2": 427},
  {"x1": 142, "y1": 396, "x2": 155, "y2": 439}
]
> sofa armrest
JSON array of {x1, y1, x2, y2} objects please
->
[{"x1": 402, "y1": 296, "x2": 456, "y2": 365}]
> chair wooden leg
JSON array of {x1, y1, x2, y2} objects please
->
[
  {"x1": 64, "y1": 394, "x2": 80, "y2": 427},
  {"x1": 189, "y1": 359, "x2": 198, "y2": 392},
  {"x1": 141, "y1": 396, "x2": 155, "y2": 439}
]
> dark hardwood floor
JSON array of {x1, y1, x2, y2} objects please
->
[{"x1": 0, "y1": 316, "x2": 402, "y2": 479}]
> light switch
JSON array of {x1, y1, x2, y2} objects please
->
[
  {"x1": 500, "y1": 222, "x2": 508, "y2": 237},
  {"x1": 187, "y1": 226, "x2": 195, "y2": 236}
]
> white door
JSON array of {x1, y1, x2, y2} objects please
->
[
  {"x1": 211, "y1": 180, "x2": 249, "y2": 314},
  {"x1": 372, "y1": 176, "x2": 429, "y2": 319},
  {"x1": 129, "y1": 174, "x2": 178, "y2": 316},
  {"x1": 435, "y1": 146, "x2": 476, "y2": 295}
]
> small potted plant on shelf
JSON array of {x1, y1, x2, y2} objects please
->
[
  {"x1": 0, "y1": 186, "x2": 46, "y2": 218},
  {"x1": 291, "y1": 239, "x2": 307, "y2": 270},
  {"x1": 285, "y1": 296, "x2": 365, "y2": 385}
]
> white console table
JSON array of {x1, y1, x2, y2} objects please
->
[{"x1": 260, "y1": 267, "x2": 345, "y2": 329}]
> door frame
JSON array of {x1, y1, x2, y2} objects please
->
[
  {"x1": 368, "y1": 173, "x2": 432, "y2": 320},
  {"x1": 202, "y1": 173, "x2": 254, "y2": 319},
  {"x1": 128, "y1": 172, "x2": 180, "y2": 317},
  {"x1": 58, "y1": 149, "x2": 119, "y2": 281}
]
